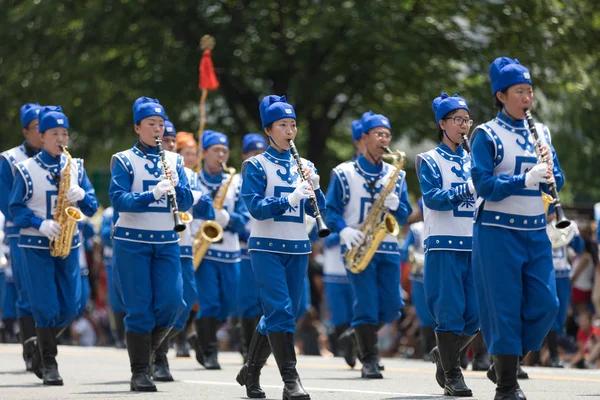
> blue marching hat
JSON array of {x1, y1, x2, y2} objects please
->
[
  {"x1": 133, "y1": 96, "x2": 166, "y2": 124},
  {"x1": 432, "y1": 92, "x2": 470, "y2": 125},
  {"x1": 242, "y1": 133, "x2": 267, "y2": 153},
  {"x1": 259, "y1": 95, "x2": 296, "y2": 129},
  {"x1": 38, "y1": 106, "x2": 69, "y2": 133},
  {"x1": 20, "y1": 103, "x2": 42, "y2": 128},
  {"x1": 489, "y1": 57, "x2": 532, "y2": 95},
  {"x1": 164, "y1": 119, "x2": 176, "y2": 137},
  {"x1": 361, "y1": 111, "x2": 391, "y2": 132},
  {"x1": 351, "y1": 120, "x2": 363, "y2": 141},
  {"x1": 202, "y1": 130, "x2": 229, "y2": 150}
]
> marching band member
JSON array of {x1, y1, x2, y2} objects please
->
[
  {"x1": 1, "y1": 211, "x2": 17, "y2": 343},
  {"x1": 237, "y1": 95, "x2": 324, "y2": 400},
  {"x1": 148, "y1": 130, "x2": 214, "y2": 381},
  {"x1": 322, "y1": 120, "x2": 364, "y2": 369},
  {"x1": 9, "y1": 105, "x2": 99, "y2": 385},
  {"x1": 470, "y1": 57, "x2": 564, "y2": 400},
  {"x1": 237, "y1": 133, "x2": 267, "y2": 363},
  {"x1": 400, "y1": 198, "x2": 436, "y2": 362},
  {"x1": 194, "y1": 130, "x2": 249, "y2": 370},
  {"x1": 416, "y1": 93, "x2": 479, "y2": 397},
  {"x1": 109, "y1": 96, "x2": 192, "y2": 392},
  {"x1": 0, "y1": 103, "x2": 43, "y2": 371},
  {"x1": 325, "y1": 111, "x2": 412, "y2": 379},
  {"x1": 77, "y1": 219, "x2": 95, "y2": 316},
  {"x1": 100, "y1": 206, "x2": 126, "y2": 348}
]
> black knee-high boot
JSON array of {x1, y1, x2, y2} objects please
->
[
  {"x1": 127, "y1": 332, "x2": 156, "y2": 392},
  {"x1": 19, "y1": 316, "x2": 36, "y2": 372},
  {"x1": 236, "y1": 329, "x2": 271, "y2": 398},
  {"x1": 471, "y1": 331, "x2": 491, "y2": 371},
  {"x1": 37, "y1": 327, "x2": 63, "y2": 386},
  {"x1": 430, "y1": 332, "x2": 473, "y2": 396},
  {"x1": 176, "y1": 310, "x2": 196, "y2": 357},
  {"x1": 195, "y1": 317, "x2": 221, "y2": 369},
  {"x1": 152, "y1": 327, "x2": 175, "y2": 382},
  {"x1": 493, "y1": 355, "x2": 527, "y2": 400},
  {"x1": 268, "y1": 332, "x2": 310, "y2": 400},
  {"x1": 335, "y1": 323, "x2": 356, "y2": 368},
  {"x1": 240, "y1": 317, "x2": 260, "y2": 364},
  {"x1": 354, "y1": 324, "x2": 382, "y2": 379},
  {"x1": 546, "y1": 331, "x2": 562, "y2": 367}
]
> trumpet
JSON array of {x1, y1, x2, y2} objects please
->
[
  {"x1": 524, "y1": 110, "x2": 571, "y2": 230},
  {"x1": 154, "y1": 136, "x2": 186, "y2": 232},
  {"x1": 288, "y1": 140, "x2": 330, "y2": 238}
]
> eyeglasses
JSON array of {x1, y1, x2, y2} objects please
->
[
  {"x1": 446, "y1": 117, "x2": 474, "y2": 127},
  {"x1": 47, "y1": 132, "x2": 69, "y2": 139},
  {"x1": 370, "y1": 131, "x2": 393, "y2": 140}
]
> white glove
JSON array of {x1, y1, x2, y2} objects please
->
[
  {"x1": 539, "y1": 144, "x2": 554, "y2": 168},
  {"x1": 214, "y1": 209, "x2": 230, "y2": 228},
  {"x1": 287, "y1": 180, "x2": 312, "y2": 207},
  {"x1": 308, "y1": 170, "x2": 320, "y2": 190},
  {"x1": 161, "y1": 160, "x2": 179, "y2": 186},
  {"x1": 39, "y1": 220, "x2": 61, "y2": 240},
  {"x1": 192, "y1": 190, "x2": 203, "y2": 206},
  {"x1": 66, "y1": 186, "x2": 85, "y2": 203},
  {"x1": 340, "y1": 227, "x2": 365, "y2": 249},
  {"x1": 152, "y1": 179, "x2": 174, "y2": 200},
  {"x1": 525, "y1": 163, "x2": 548, "y2": 188},
  {"x1": 384, "y1": 193, "x2": 400, "y2": 211}
]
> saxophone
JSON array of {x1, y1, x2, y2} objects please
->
[
  {"x1": 50, "y1": 146, "x2": 84, "y2": 258},
  {"x1": 344, "y1": 147, "x2": 406, "y2": 274},
  {"x1": 193, "y1": 162, "x2": 236, "y2": 270}
]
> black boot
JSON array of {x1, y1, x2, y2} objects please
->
[
  {"x1": 494, "y1": 355, "x2": 526, "y2": 400},
  {"x1": 176, "y1": 311, "x2": 195, "y2": 357},
  {"x1": 435, "y1": 332, "x2": 472, "y2": 396},
  {"x1": 268, "y1": 332, "x2": 310, "y2": 400},
  {"x1": 36, "y1": 327, "x2": 63, "y2": 386},
  {"x1": 236, "y1": 329, "x2": 271, "y2": 398},
  {"x1": 471, "y1": 332, "x2": 491, "y2": 371},
  {"x1": 197, "y1": 317, "x2": 221, "y2": 369},
  {"x1": 151, "y1": 327, "x2": 174, "y2": 382},
  {"x1": 354, "y1": 324, "x2": 382, "y2": 379},
  {"x1": 488, "y1": 354, "x2": 529, "y2": 383},
  {"x1": 420, "y1": 326, "x2": 435, "y2": 362},
  {"x1": 191, "y1": 318, "x2": 204, "y2": 366},
  {"x1": 546, "y1": 331, "x2": 562, "y2": 367},
  {"x1": 241, "y1": 317, "x2": 260, "y2": 364},
  {"x1": 113, "y1": 312, "x2": 126, "y2": 349},
  {"x1": 336, "y1": 324, "x2": 356, "y2": 368},
  {"x1": 126, "y1": 332, "x2": 156, "y2": 392},
  {"x1": 19, "y1": 316, "x2": 36, "y2": 372}
]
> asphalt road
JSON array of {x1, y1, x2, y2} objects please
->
[{"x1": 0, "y1": 344, "x2": 599, "y2": 399}]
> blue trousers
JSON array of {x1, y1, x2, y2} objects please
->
[
  {"x1": 347, "y1": 252, "x2": 404, "y2": 327},
  {"x1": 0, "y1": 270, "x2": 4, "y2": 315},
  {"x1": 78, "y1": 273, "x2": 90, "y2": 316},
  {"x1": 105, "y1": 261, "x2": 125, "y2": 314},
  {"x1": 238, "y1": 257, "x2": 261, "y2": 319},
  {"x1": 423, "y1": 250, "x2": 479, "y2": 335},
  {"x1": 411, "y1": 279, "x2": 435, "y2": 328},
  {"x1": 9, "y1": 237, "x2": 32, "y2": 317},
  {"x1": 296, "y1": 275, "x2": 311, "y2": 320},
  {"x1": 113, "y1": 240, "x2": 186, "y2": 334},
  {"x1": 473, "y1": 223, "x2": 558, "y2": 355},
  {"x1": 20, "y1": 247, "x2": 81, "y2": 328},
  {"x1": 2, "y1": 279, "x2": 17, "y2": 319},
  {"x1": 174, "y1": 257, "x2": 197, "y2": 330},
  {"x1": 552, "y1": 276, "x2": 571, "y2": 333},
  {"x1": 195, "y1": 259, "x2": 237, "y2": 322},
  {"x1": 251, "y1": 251, "x2": 308, "y2": 335},
  {"x1": 230, "y1": 262, "x2": 240, "y2": 318},
  {"x1": 324, "y1": 279, "x2": 354, "y2": 327}
]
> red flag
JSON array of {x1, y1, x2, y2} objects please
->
[{"x1": 198, "y1": 49, "x2": 219, "y2": 90}]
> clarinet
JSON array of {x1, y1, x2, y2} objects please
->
[
  {"x1": 155, "y1": 136, "x2": 186, "y2": 232},
  {"x1": 524, "y1": 110, "x2": 571, "y2": 229},
  {"x1": 461, "y1": 135, "x2": 471, "y2": 154},
  {"x1": 288, "y1": 139, "x2": 331, "y2": 238}
]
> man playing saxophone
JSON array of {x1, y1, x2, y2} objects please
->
[
  {"x1": 192, "y1": 130, "x2": 249, "y2": 370},
  {"x1": 325, "y1": 111, "x2": 412, "y2": 379},
  {"x1": 9, "y1": 105, "x2": 99, "y2": 385}
]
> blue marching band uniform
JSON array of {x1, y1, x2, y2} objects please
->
[
  {"x1": 0, "y1": 58, "x2": 577, "y2": 400},
  {"x1": 9, "y1": 105, "x2": 99, "y2": 385},
  {"x1": 0, "y1": 103, "x2": 42, "y2": 371},
  {"x1": 470, "y1": 58, "x2": 564, "y2": 400},
  {"x1": 326, "y1": 111, "x2": 412, "y2": 379}
]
